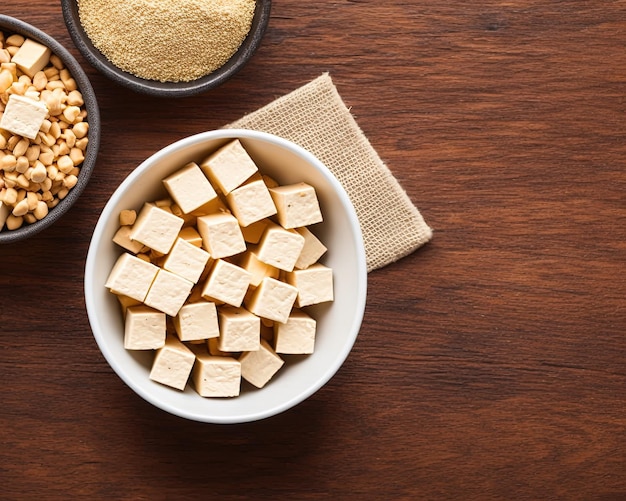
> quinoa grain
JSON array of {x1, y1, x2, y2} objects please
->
[{"x1": 77, "y1": 0, "x2": 256, "y2": 82}]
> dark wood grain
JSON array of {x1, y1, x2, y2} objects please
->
[{"x1": 1, "y1": 1, "x2": 625, "y2": 499}]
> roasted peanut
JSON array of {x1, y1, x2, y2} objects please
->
[
  {"x1": 15, "y1": 156, "x2": 29, "y2": 174},
  {"x1": 69, "y1": 148, "x2": 84, "y2": 166},
  {"x1": 1, "y1": 154, "x2": 17, "y2": 171},
  {"x1": 12, "y1": 137, "x2": 29, "y2": 158},
  {"x1": 33, "y1": 200, "x2": 48, "y2": 220},
  {"x1": 12, "y1": 197, "x2": 29, "y2": 216},
  {"x1": 3, "y1": 187, "x2": 17, "y2": 204},
  {"x1": 119, "y1": 209, "x2": 137, "y2": 226},
  {"x1": 66, "y1": 90, "x2": 84, "y2": 107},
  {"x1": 30, "y1": 162, "x2": 47, "y2": 183},
  {"x1": 5, "y1": 214, "x2": 23, "y2": 230}
]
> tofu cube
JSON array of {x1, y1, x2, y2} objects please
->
[
  {"x1": 192, "y1": 354, "x2": 241, "y2": 397},
  {"x1": 11, "y1": 38, "x2": 51, "y2": 78},
  {"x1": 116, "y1": 294, "x2": 142, "y2": 316},
  {"x1": 286, "y1": 263, "x2": 334, "y2": 307},
  {"x1": 105, "y1": 252, "x2": 159, "y2": 302},
  {"x1": 130, "y1": 203, "x2": 185, "y2": 254},
  {"x1": 124, "y1": 305, "x2": 166, "y2": 350},
  {"x1": 149, "y1": 335, "x2": 195, "y2": 390},
  {"x1": 112, "y1": 225, "x2": 144, "y2": 254},
  {"x1": 162, "y1": 237, "x2": 210, "y2": 284},
  {"x1": 294, "y1": 226, "x2": 327, "y2": 269},
  {"x1": 201, "y1": 259, "x2": 251, "y2": 307},
  {"x1": 178, "y1": 226, "x2": 203, "y2": 247},
  {"x1": 200, "y1": 139, "x2": 258, "y2": 194},
  {"x1": 174, "y1": 300, "x2": 219, "y2": 342},
  {"x1": 245, "y1": 277, "x2": 298, "y2": 324},
  {"x1": 162, "y1": 162, "x2": 218, "y2": 214},
  {"x1": 241, "y1": 218, "x2": 269, "y2": 244},
  {"x1": 0, "y1": 94, "x2": 48, "y2": 139},
  {"x1": 239, "y1": 338, "x2": 285, "y2": 388},
  {"x1": 190, "y1": 196, "x2": 229, "y2": 216},
  {"x1": 217, "y1": 306, "x2": 260, "y2": 352},
  {"x1": 254, "y1": 221, "x2": 305, "y2": 272},
  {"x1": 239, "y1": 251, "x2": 279, "y2": 287},
  {"x1": 144, "y1": 268, "x2": 193, "y2": 317},
  {"x1": 274, "y1": 310, "x2": 316, "y2": 354},
  {"x1": 197, "y1": 212, "x2": 246, "y2": 259},
  {"x1": 269, "y1": 182, "x2": 323, "y2": 229},
  {"x1": 226, "y1": 179, "x2": 277, "y2": 227},
  {"x1": 207, "y1": 337, "x2": 233, "y2": 356}
]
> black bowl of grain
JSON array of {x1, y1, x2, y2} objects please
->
[
  {"x1": 0, "y1": 15, "x2": 100, "y2": 244},
  {"x1": 61, "y1": 0, "x2": 271, "y2": 98}
]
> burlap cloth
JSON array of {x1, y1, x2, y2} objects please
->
[{"x1": 227, "y1": 73, "x2": 432, "y2": 272}]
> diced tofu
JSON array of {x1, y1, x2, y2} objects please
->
[
  {"x1": 240, "y1": 218, "x2": 269, "y2": 244},
  {"x1": 197, "y1": 212, "x2": 246, "y2": 259},
  {"x1": 201, "y1": 259, "x2": 251, "y2": 307},
  {"x1": 0, "y1": 94, "x2": 48, "y2": 139},
  {"x1": 162, "y1": 237, "x2": 210, "y2": 284},
  {"x1": 269, "y1": 182, "x2": 323, "y2": 229},
  {"x1": 130, "y1": 203, "x2": 185, "y2": 254},
  {"x1": 286, "y1": 263, "x2": 334, "y2": 307},
  {"x1": 105, "y1": 252, "x2": 159, "y2": 302},
  {"x1": 149, "y1": 335, "x2": 195, "y2": 391},
  {"x1": 254, "y1": 221, "x2": 305, "y2": 272},
  {"x1": 162, "y1": 162, "x2": 218, "y2": 214},
  {"x1": 260, "y1": 322, "x2": 274, "y2": 342},
  {"x1": 239, "y1": 250, "x2": 279, "y2": 287},
  {"x1": 116, "y1": 294, "x2": 142, "y2": 316},
  {"x1": 207, "y1": 337, "x2": 233, "y2": 357},
  {"x1": 124, "y1": 305, "x2": 166, "y2": 350},
  {"x1": 178, "y1": 226, "x2": 203, "y2": 247},
  {"x1": 294, "y1": 226, "x2": 327, "y2": 269},
  {"x1": 226, "y1": 179, "x2": 277, "y2": 227},
  {"x1": 245, "y1": 277, "x2": 298, "y2": 324},
  {"x1": 112, "y1": 225, "x2": 144, "y2": 254},
  {"x1": 217, "y1": 306, "x2": 260, "y2": 352},
  {"x1": 189, "y1": 196, "x2": 229, "y2": 216},
  {"x1": 11, "y1": 38, "x2": 51, "y2": 78},
  {"x1": 144, "y1": 268, "x2": 193, "y2": 317},
  {"x1": 200, "y1": 139, "x2": 258, "y2": 194},
  {"x1": 239, "y1": 338, "x2": 284, "y2": 388},
  {"x1": 274, "y1": 310, "x2": 316, "y2": 354},
  {"x1": 174, "y1": 300, "x2": 219, "y2": 342},
  {"x1": 192, "y1": 353, "x2": 241, "y2": 397}
]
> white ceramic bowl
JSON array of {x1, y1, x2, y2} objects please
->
[{"x1": 84, "y1": 129, "x2": 367, "y2": 423}]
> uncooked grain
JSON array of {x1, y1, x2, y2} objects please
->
[{"x1": 77, "y1": 0, "x2": 256, "y2": 83}]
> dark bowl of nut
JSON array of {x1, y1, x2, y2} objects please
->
[
  {"x1": 61, "y1": 0, "x2": 272, "y2": 98},
  {"x1": 0, "y1": 14, "x2": 100, "y2": 244}
]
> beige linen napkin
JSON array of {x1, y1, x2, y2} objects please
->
[{"x1": 227, "y1": 73, "x2": 432, "y2": 272}]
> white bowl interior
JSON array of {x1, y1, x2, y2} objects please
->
[{"x1": 84, "y1": 129, "x2": 367, "y2": 423}]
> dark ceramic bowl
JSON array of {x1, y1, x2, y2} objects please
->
[
  {"x1": 61, "y1": 0, "x2": 271, "y2": 98},
  {"x1": 0, "y1": 15, "x2": 100, "y2": 245}
]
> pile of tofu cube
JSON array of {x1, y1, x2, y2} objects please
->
[{"x1": 105, "y1": 139, "x2": 334, "y2": 397}]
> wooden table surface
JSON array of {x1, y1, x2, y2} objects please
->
[{"x1": 1, "y1": 1, "x2": 625, "y2": 499}]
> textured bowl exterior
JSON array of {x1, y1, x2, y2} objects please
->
[
  {"x1": 61, "y1": 0, "x2": 271, "y2": 97},
  {"x1": 84, "y1": 129, "x2": 367, "y2": 423},
  {"x1": 0, "y1": 15, "x2": 100, "y2": 244}
]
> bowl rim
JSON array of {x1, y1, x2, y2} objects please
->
[
  {"x1": 0, "y1": 14, "x2": 101, "y2": 244},
  {"x1": 60, "y1": 0, "x2": 272, "y2": 98},
  {"x1": 84, "y1": 129, "x2": 368, "y2": 423}
]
